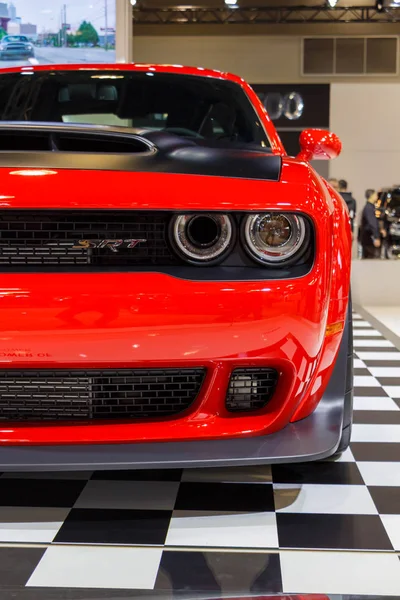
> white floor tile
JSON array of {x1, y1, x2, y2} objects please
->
[
  {"x1": 353, "y1": 330, "x2": 382, "y2": 337},
  {"x1": 353, "y1": 320, "x2": 373, "y2": 328},
  {"x1": 352, "y1": 424, "x2": 400, "y2": 443},
  {"x1": 274, "y1": 484, "x2": 377, "y2": 515},
  {"x1": 353, "y1": 358, "x2": 367, "y2": 369},
  {"x1": 354, "y1": 339, "x2": 394, "y2": 348},
  {"x1": 357, "y1": 352, "x2": 400, "y2": 361},
  {"x1": 74, "y1": 480, "x2": 179, "y2": 510},
  {"x1": 0, "y1": 521, "x2": 63, "y2": 543},
  {"x1": 380, "y1": 514, "x2": 400, "y2": 551},
  {"x1": 357, "y1": 461, "x2": 400, "y2": 486},
  {"x1": 364, "y1": 306, "x2": 400, "y2": 339},
  {"x1": 280, "y1": 551, "x2": 400, "y2": 595},
  {"x1": 330, "y1": 447, "x2": 355, "y2": 462},
  {"x1": 353, "y1": 396, "x2": 400, "y2": 411},
  {"x1": 369, "y1": 367, "x2": 400, "y2": 378},
  {"x1": 384, "y1": 386, "x2": 400, "y2": 399},
  {"x1": 0, "y1": 507, "x2": 67, "y2": 543},
  {"x1": 165, "y1": 511, "x2": 279, "y2": 548},
  {"x1": 354, "y1": 375, "x2": 380, "y2": 387},
  {"x1": 27, "y1": 546, "x2": 163, "y2": 589}
]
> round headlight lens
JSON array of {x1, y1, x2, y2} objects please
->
[
  {"x1": 244, "y1": 213, "x2": 306, "y2": 264},
  {"x1": 171, "y1": 213, "x2": 233, "y2": 263}
]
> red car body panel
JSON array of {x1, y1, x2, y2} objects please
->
[{"x1": 0, "y1": 64, "x2": 351, "y2": 454}]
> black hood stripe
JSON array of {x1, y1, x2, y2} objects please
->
[{"x1": 0, "y1": 124, "x2": 281, "y2": 181}]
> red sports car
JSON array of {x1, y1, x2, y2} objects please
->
[{"x1": 0, "y1": 64, "x2": 352, "y2": 470}]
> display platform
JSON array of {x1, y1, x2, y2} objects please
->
[{"x1": 0, "y1": 311, "x2": 398, "y2": 597}]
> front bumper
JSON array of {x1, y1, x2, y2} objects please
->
[{"x1": 0, "y1": 318, "x2": 348, "y2": 470}]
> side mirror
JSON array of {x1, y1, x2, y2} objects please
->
[{"x1": 296, "y1": 129, "x2": 342, "y2": 162}]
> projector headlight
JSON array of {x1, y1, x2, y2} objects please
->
[
  {"x1": 243, "y1": 213, "x2": 307, "y2": 265},
  {"x1": 171, "y1": 213, "x2": 234, "y2": 264}
]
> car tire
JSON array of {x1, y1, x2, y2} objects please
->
[{"x1": 334, "y1": 296, "x2": 354, "y2": 456}]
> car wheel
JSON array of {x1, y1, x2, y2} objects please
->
[{"x1": 334, "y1": 296, "x2": 354, "y2": 456}]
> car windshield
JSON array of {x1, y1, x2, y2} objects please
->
[
  {"x1": 0, "y1": 69, "x2": 270, "y2": 148},
  {"x1": 3, "y1": 36, "x2": 28, "y2": 42}
]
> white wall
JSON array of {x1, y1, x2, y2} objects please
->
[
  {"x1": 133, "y1": 35, "x2": 301, "y2": 83},
  {"x1": 352, "y1": 261, "x2": 400, "y2": 307},
  {"x1": 133, "y1": 34, "x2": 400, "y2": 85},
  {"x1": 330, "y1": 83, "x2": 400, "y2": 210}
]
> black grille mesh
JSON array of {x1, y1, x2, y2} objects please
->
[
  {"x1": 0, "y1": 368, "x2": 205, "y2": 421},
  {"x1": 0, "y1": 210, "x2": 178, "y2": 268},
  {"x1": 226, "y1": 368, "x2": 278, "y2": 412}
]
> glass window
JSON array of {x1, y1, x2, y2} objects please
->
[{"x1": 0, "y1": 70, "x2": 270, "y2": 149}]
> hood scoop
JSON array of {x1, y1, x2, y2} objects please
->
[{"x1": 0, "y1": 122, "x2": 281, "y2": 181}]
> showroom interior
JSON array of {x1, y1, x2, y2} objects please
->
[{"x1": 0, "y1": 0, "x2": 399, "y2": 597}]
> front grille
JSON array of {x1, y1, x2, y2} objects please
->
[
  {"x1": 0, "y1": 211, "x2": 179, "y2": 269},
  {"x1": 0, "y1": 368, "x2": 205, "y2": 421},
  {"x1": 226, "y1": 368, "x2": 278, "y2": 412}
]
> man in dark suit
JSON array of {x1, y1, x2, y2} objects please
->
[
  {"x1": 360, "y1": 189, "x2": 381, "y2": 259},
  {"x1": 339, "y1": 179, "x2": 357, "y2": 233}
]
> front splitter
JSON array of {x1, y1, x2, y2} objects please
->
[{"x1": 0, "y1": 320, "x2": 348, "y2": 471}]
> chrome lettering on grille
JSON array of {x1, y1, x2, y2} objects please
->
[{"x1": 72, "y1": 239, "x2": 147, "y2": 252}]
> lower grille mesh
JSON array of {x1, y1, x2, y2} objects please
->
[
  {"x1": 226, "y1": 368, "x2": 278, "y2": 412},
  {"x1": 0, "y1": 369, "x2": 205, "y2": 421}
]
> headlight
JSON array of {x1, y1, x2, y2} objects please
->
[
  {"x1": 0, "y1": 45, "x2": 4, "y2": 50},
  {"x1": 27, "y1": 44, "x2": 33, "y2": 50},
  {"x1": 243, "y1": 213, "x2": 307, "y2": 264},
  {"x1": 171, "y1": 213, "x2": 234, "y2": 264}
]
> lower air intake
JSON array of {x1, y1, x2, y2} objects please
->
[
  {"x1": 226, "y1": 368, "x2": 278, "y2": 412},
  {"x1": 0, "y1": 368, "x2": 205, "y2": 422}
]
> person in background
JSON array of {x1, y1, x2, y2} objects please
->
[
  {"x1": 360, "y1": 189, "x2": 380, "y2": 259},
  {"x1": 338, "y1": 179, "x2": 357, "y2": 233},
  {"x1": 328, "y1": 178, "x2": 339, "y2": 192}
]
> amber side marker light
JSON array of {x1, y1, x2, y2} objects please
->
[{"x1": 326, "y1": 322, "x2": 344, "y2": 336}]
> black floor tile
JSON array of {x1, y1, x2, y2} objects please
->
[
  {"x1": 272, "y1": 461, "x2": 364, "y2": 485},
  {"x1": 353, "y1": 411, "x2": 400, "y2": 424},
  {"x1": 276, "y1": 513, "x2": 393, "y2": 550},
  {"x1": 0, "y1": 589, "x2": 148, "y2": 600},
  {"x1": 155, "y1": 550, "x2": 282, "y2": 594},
  {"x1": 353, "y1": 387, "x2": 389, "y2": 397},
  {"x1": 54, "y1": 508, "x2": 172, "y2": 545},
  {"x1": 0, "y1": 479, "x2": 86, "y2": 508},
  {"x1": 174, "y1": 482, "x2": 275, "y2": 511},
  {"x1": 0, "y1": 547, "x2": 45, "y2": 586},
  {"x1": 354, "y1": 367, "x2": 372, "y2": 376},
  {"x1": 368, "y1": 486, "x2": 400, "y2": 514},
  {"x1": 351, "y1": 442, "x2": 400, "y2": 462},
  {"x1": 91, "y1": 469, "x2": 183, "y2": 481}
]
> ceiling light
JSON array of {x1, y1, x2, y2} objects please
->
[
  {"x1": 225, "y1": 0, "x2": 238, "y2": 5},
  {"x1": 130, "y1": 0, "x2": 137, "y2": 5},
  {"x1": 327, "y1": 0, "x2": 338, "y2": 6},
  {"x1": 376, "y1": 0, "x2": 384, "y2": 10}
]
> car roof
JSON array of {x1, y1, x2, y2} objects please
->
[{"x1": 0, "y1": 63, "x2": 246, "y2": 85}]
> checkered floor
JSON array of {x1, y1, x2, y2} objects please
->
[{"x1": 0, "y1": 310, "x2": 399, "y2": 598}]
